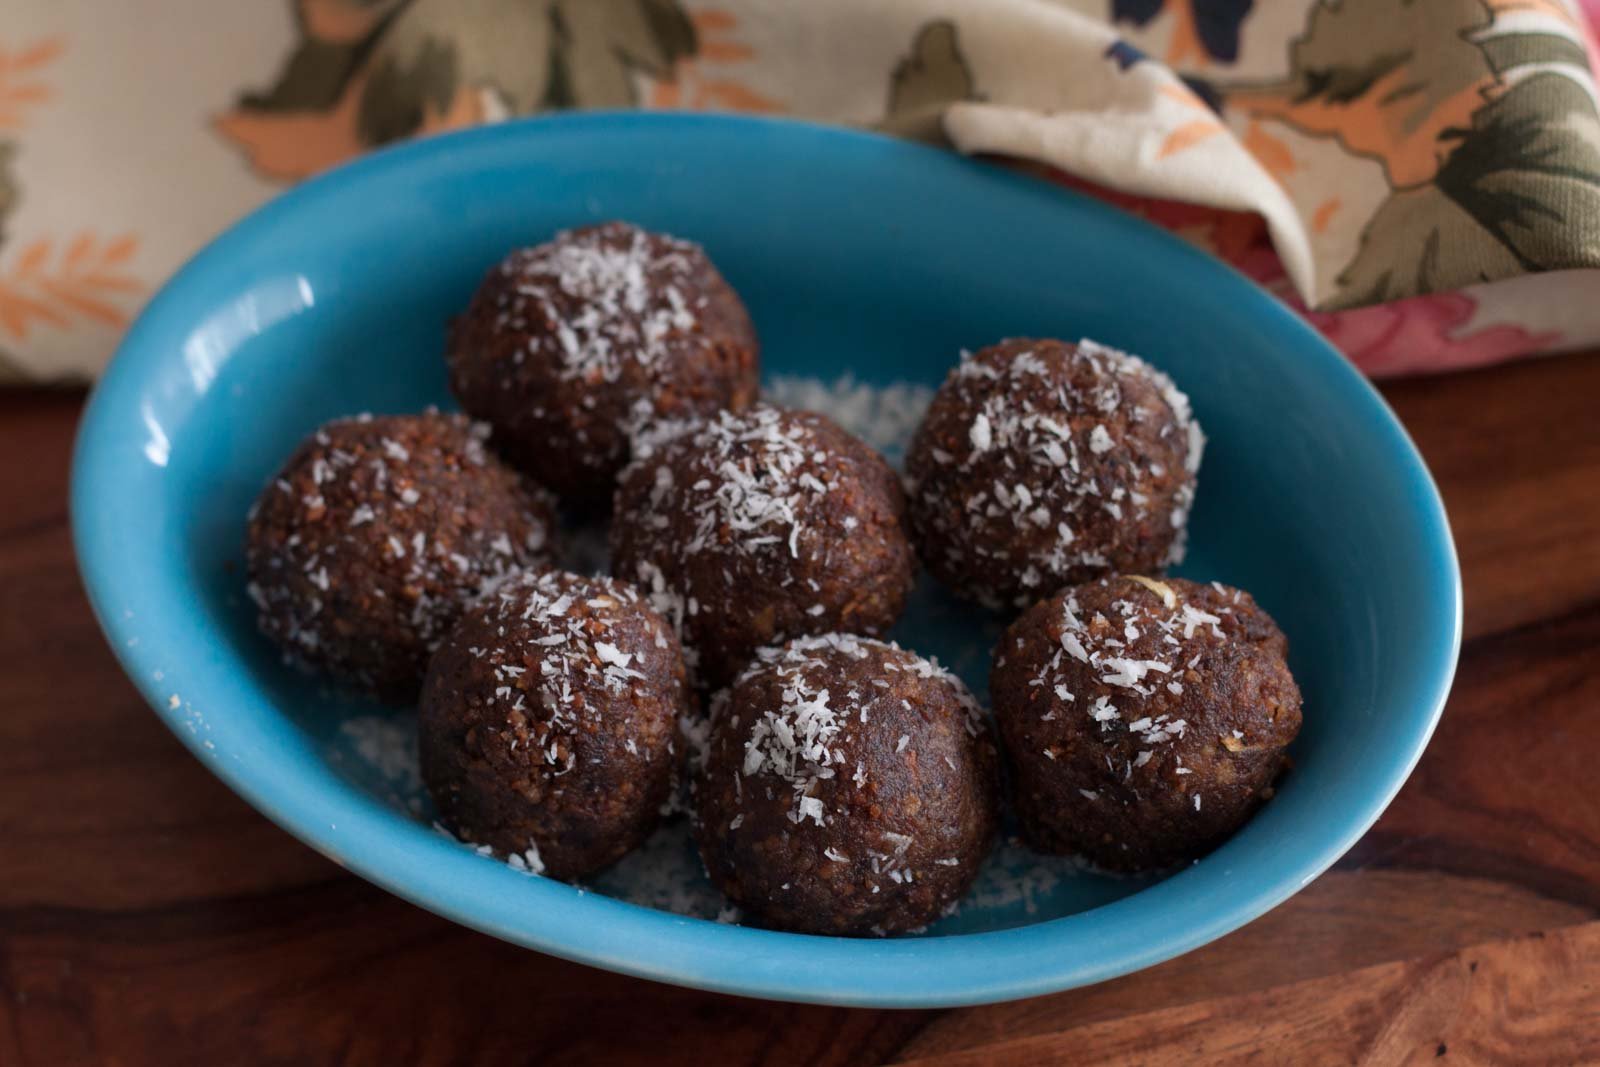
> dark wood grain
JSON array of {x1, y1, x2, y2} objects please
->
[
  {"x1": 3, "y1": 349, "x2": 1600, "y2": 1066},
  {"x1": 895, "y1": 925, "x2": 1600, "y2": 1066}
]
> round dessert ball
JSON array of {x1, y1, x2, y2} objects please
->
[
  {"x1": 991, "y1": 576, "x2": 1302, "y2": 872},
  {"x1": 245, "y1": 412, "x2": 557, "y2": 702},
  {"x1": 694, "y1": 633, "x2": 998, "y2": 935},
  {"x1": 419, "y1": 569, "x2": 691, "y2": 880},
  {"x1": 905, "y1": 338, "x2": 1204, "y2": 610},
  {"x1": 610, "y1": 403, "x2": 916, "y2": 689},
  {"x1": 446, "y1": 221, "x2": 760, "y2": 504}
]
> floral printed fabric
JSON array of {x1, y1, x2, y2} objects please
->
[{"x1": 4, "y1": 0, "x2": 1600, "y2": 381}]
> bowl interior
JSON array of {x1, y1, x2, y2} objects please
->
[{"x1": 73, "y1": 114, "x2": 1459, "y2": 1006}]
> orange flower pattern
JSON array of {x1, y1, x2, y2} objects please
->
[
  {"x1": 0, "y1": 37, "x2": 144, "y2": 364},
  {"x1": 211, "y1": 0, "x2": 1600, "y2": 312},
  {"x1": 649, "y1": 9, "x2": 782, "y2": 112},
  {"x1": 218, "y1": 0, "x2": 727, "y2": 181},
  {"x1": 0, "y1": 37, "x2": 61, "y2": 130},
  {"x1": 0, "y1": 233, "x2": 143, "y2": 342},
  {"x1": 7, "y1": 2, "x2": 1600, "y2": 379}
]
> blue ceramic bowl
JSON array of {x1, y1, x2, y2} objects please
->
[{"x1": 71, "y1": 113, "x2": 1460, "y2": 1007}]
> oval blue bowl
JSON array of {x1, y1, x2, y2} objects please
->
[{"x1": 71, "y1": 112, "x2": 1460, "y2": 1007}]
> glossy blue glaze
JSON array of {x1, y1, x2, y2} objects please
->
[{"x1": 71, "y1": 113, "x2": 1460, "y2": 1007}]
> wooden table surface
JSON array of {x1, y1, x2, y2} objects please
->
[{"x1": 3, "y1": 351, "x2": 1599, "y2": 1066}]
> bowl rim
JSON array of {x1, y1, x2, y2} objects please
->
[{"x1": 70, "y1": 110, "x2": 1463, "y2": 1008}]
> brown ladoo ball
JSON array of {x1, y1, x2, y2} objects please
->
[
  {"x1": 991, "y1": 576, "x2": 1302, "y2": 872},
  {"x1": 610, "y1": 403, "x2": 916, "y2": 689},
  {"x1": 906, "y1": 338, "x2": 1204, "y2": 611},
  {"x1": 245, "y1": 412, "x2": 557, "y2": 702},
  {"x1": 446, "y1": 221, "x2": 760, "y2": 504},
  {"x1": 419, "y1": 569, "x2": 691, "y2": 880},
  {"x1": 694, "y1": 634, "x2": 998, "y2": 936}
]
